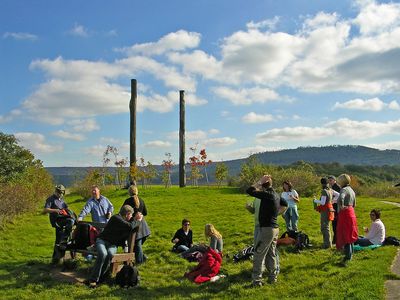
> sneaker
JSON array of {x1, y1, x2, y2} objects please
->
[
  {"x1": 267, "y1": 277, "x2": 277, "y2": 284},
  {"x1": 252, "y1": 281, "x2": 263, "y2": 287}
]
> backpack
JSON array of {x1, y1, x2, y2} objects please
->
[
  {"x1": 233, "y1": 245, "x2": 254, "y2": 263},
  {"x1": 72, "y1": 223, "x2": 92, "y2": 250},
  {"x1": 295, "y1": 232, "x2": 310, "y2": 251},
  {"x1": 115, "y1": 264, "x2": 139, "y2": 287},
  {"x1": 383, "y1": 236, "x2": 400, "y2": 246}
]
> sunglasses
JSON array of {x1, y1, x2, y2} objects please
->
[{"x1": 184, "y1": 223, "x2": 190, "y2": 226}]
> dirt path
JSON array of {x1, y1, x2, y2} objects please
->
[{"x1": 380, "y1": 201, "x2": 400, "y2": 300}]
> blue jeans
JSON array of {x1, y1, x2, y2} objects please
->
[
  {"x1": 90, "y1": 238, "x2": 117, "y2": 283},
  {"x1": 135, "y1": 237, "x2": 147, "y2": 264},
  {"x1": 355, "y1": 237, "x2": 373, "y2": 247},
  {"x1": 344, "y1": 243, "x2": 354, "y2": 261},
  {"x1": 284, "y1": 206, "x2": 299, "y2": 231},
  {"x1": 174, "y1": 245, "x2": 189, "y2": 253}
]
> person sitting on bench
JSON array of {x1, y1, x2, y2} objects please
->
[{"x1": 89, "y1": 205, "x2": 142, "y2": 288}]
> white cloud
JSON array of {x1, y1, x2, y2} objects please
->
[
  {"x1": 213, "y1": 86, "x2": 279, "y2": 105},
  {"x1": 366, "y1": 140, "x2": 400, "y2": 150},
  {"x1": 242, "y1": 112, "x2": 274, "y2": 123},
  {"x1": 333, "y1": 97, "x2": 386, "y2": 111},
  {"x1": 14, "y1": 132, "x2": 62, "y2": 153},
  {"x1": 209, "y1": 145, "x2": 278, "y2": 161},
  {"x1": 205, "y1": 137, "x2": 237, "y2": 147},
  {"x1": 53, "y1": 130, "x2": 85, "y2": 141},
  {"x1": 353, "y1": 1, "x2": 400, "y2": 35},
  {"x1": 3, "y1": 32, "x2": 38, "y2": 41},
  {"x1": 84, "y1": 145, "x2": 105, "y2": 157},
  {"x1": 69, "y1": 23, "x2": 89, "y2": 37},
  {"x1": 256, "y1": 126, "x2": 330, "y2": 142},
  {"x1": 388, "y1": 100, "x2": 400, "y2": 110},
  {"x1": 117, "y1": 30, "x2": 200, "y2": 56},
  {"x1": 246, "y1": 17, "x2": 280, "y2": 31},
  {"x1": 256, "y1": 118, "x2": 400, "y2": 143},
  {"x1": 67, "y1": 119, "x2": 100, "y2": 132},
  {"x1": 167, "y1": 130, "x2": 208, "y2": 141},
  {"x1": 0, "y1": 109, "x2": 22, "y2": 123},
  {"x1": 209, "y1": 129, "x2": 220, "y2": 135},
  {"x1": 143, "y1": 140, "x2": 172, "y2": 148}
]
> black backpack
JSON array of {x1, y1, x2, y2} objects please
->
[
  {"x1": 72, "y1": 223, "x2": 92, "y2": 250},
  {"x1": 295, "y1": 232, "x2": 310, "y2": 251},
  {"x1": 383, "y1": 236, "x2": 400, "y2": 246},
  {"x1": 115, "y1": 264, "x2": 139, "y2": 287},
  {"x1": 233, "y1": 245, "x2": 254, "y2": 263}
]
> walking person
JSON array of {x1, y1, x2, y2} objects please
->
[
  {"x1": 336, "y1": 174, "x2": 358, "y2": 265},
  {"x1": 122, "y1": 185, "x2": 151, "y2": 264},
  {"x1": 281, "y1": 181, "x2": 300, "y2": 232},
  {"x1": 246, "y1": 175, "x2": 288, "y2": 286}
]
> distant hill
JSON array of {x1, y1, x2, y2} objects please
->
[{"x1": 46, "y1": 145, "x2": 400, "y2": 187}]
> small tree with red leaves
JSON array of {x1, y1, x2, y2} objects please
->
[
  {"x1": 199, "y1": 148, "x2": 212, "y2": 186},
  {"x1": 189, "y1": 146, "x2": 203, "y2": 186},
  {"x1": 162, "y1": 152, "x2": 174, "y2": 188}
]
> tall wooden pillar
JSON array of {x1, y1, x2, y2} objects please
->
[
  {"x1": 129, "y1": 79, "x2": 137, "y2": 172},
  {"x1": 179, "y1": 90, "x2": 186, "y2": 187}
]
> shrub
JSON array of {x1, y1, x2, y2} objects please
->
[
  {"x1": 358, "y1": 181, "x2": 400, "y2": 198},
  {"x1": 71, "y1": 168, "x2": 104, "y2": 199}
]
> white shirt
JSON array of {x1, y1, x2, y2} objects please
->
[
  {"x1": 281, "y1": 190, "x2": 299, "y2": 207},
  {"x1": 367, "y1": 219, "x2": 386, "y2": 245},
  {"x1": 314, "y1": 190, "x2": 340, "y2": 205}
]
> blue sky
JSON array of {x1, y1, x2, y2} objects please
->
[{"x1": 1, "y1": 0, "x2": 400, "y2": 167}]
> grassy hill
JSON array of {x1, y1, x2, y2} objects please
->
[{"x1": 0, "y1": 186, "x2": 399, "y2": 299}]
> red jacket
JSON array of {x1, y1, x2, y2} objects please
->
[
  {"x1": 336, "y1": 206, "x2": 358, "y2": 249},
  {"x1": 185, "y1": 248, "x2": 222, "y2": 284}
]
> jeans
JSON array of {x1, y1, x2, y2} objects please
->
[
  {"x1": 284, "y1": 206, "x2": 299, "y2": 231},
  {"x1": 344, "y1": 243, "x2": 354, "y2": 261},
  {"x1": 252, "y1": 227, "x2": 279, "y2": 284},
  {"x1": 90, "y1": 238, "x2": 117, "y2": 283},
  {"x1": 174, "y1": 244, "x2": 190, "y2": 253},
  {"x1": 134, "y1": 237, "x2": 147, "y2": 264},
  {"x1": 355, "y1": 237, "x2": 373, "y2": 247}
]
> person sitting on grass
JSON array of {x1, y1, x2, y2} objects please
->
[
  {"x1": 355, "y1": 209, "x2": 385, "y2": 246},
  {"x1": 171, "y1": 219, "x2": 193, "y2": 253},
  {"x1": 88, "y1": 205, "x2": 142, "y2": 288},
  {"x1": 205, "y1": 224, "x2": 223, "y2": 254}
]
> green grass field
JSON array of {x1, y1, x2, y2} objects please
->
[{"x1": 0, "y1": 186, "x2": 399, "y2": 299}]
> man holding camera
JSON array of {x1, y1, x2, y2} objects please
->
[{"x1": 246, "y1": 175, "x2": 288, "y2": 287}]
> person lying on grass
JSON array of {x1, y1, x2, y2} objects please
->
[{"x1": 88, "y1": 205, "x2": 142, "y2": 288}]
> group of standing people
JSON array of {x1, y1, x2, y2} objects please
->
[{"x1": 246, "y1": 172, "x2": 386, "y2": 286}]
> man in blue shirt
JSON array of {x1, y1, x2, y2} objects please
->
[{"x1": 78, "y1": 185, "x2": 114, "y2": 223}]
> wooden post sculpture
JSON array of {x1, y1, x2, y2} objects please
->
[
  {"x1": 129, "y1": 79, "x2": 137, "y2": 182},
  {"x1": 179, "y1": 90, "x2": 186, "y2": 187}
]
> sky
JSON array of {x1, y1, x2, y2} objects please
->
[{"x1": 1, "y1": 0, "x2": 400, "y2": 167}]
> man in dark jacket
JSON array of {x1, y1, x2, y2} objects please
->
[
  {"x1": 246, "y1": 175, "x2": 288, "y2": 286},
  {"x1": 89, "y1": 205, "x2": 142, "y2": 287},
  {"x1": 43, "y1": 184, "x2": 75, "y2": 265}
]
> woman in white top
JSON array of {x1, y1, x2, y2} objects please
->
[
  {"x1": 355, "y1": 209, "x2": 385, "y2": 246},
  {"x1": 281, "y1": 181, "x2": 300, "y2": 232}
]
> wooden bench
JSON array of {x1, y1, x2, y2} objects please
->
[{"x1": 68, "y1": 221, "x2": 137, "y2": 275}]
